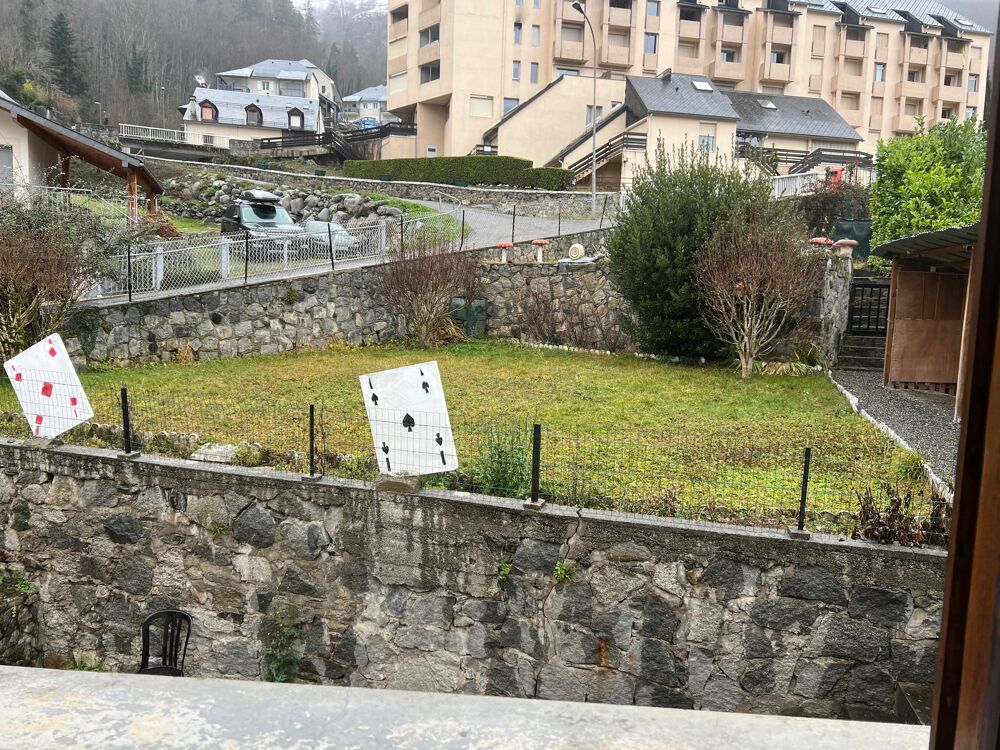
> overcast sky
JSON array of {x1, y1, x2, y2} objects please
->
[{"x1": 944, "y1": 0, "x2": 998, "y2": 30}]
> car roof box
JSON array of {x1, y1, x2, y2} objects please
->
[{"x1": 241, "y1": 189, "x2": 280, "y2": 203}]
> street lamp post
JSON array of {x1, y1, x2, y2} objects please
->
[
  {"x1": 571, "y1": 0, "x2": 598, "y2": 215},
  {"x1": 160, "y1": 86, "x2": 166, "y2": 128}
]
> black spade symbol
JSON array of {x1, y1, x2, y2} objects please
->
[
  {"x1": 402, "y1": 414, "x2": 415, "y2": 432},
  {"x1": 381, "y1": 442, "x2": 390, "y2": 455},
  {"x1": 371, "y1": 392, "x2": 379, "y2": 406},
  {"x1": 422, "y1": 381, "x2": 430, "y2": 394},
  {"x1": 435, "y1": 432, "x2": 443, "y2": 446}
]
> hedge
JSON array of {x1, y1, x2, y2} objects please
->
[{"x1": 344, "y1": 155, "x2": 574, "y2": 191}]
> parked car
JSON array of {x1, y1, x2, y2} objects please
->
[{"x1": 221, "y1": 190, "x2": 361, "y2": 258}]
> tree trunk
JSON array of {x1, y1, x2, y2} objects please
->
[{"x1": 739, "y1": 352, "x2": 754, "y2": 379}]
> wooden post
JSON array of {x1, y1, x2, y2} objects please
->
[
  {"x1": 882, "y1": 261, "x2": 899, "y2": 386},
  {"x1": 126, "y1": 167, "x2": 139, "y2": 221},
  {"x1": 954, "y1": 265, "x2": 976, "y2": 422}
]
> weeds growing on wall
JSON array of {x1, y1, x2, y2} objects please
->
[
  {"x1": 261, "y1": 609, "x2": 301, "y2": 683},
  {"x1": 852, "y1": 484, "x2": 950, "y2": 547}
]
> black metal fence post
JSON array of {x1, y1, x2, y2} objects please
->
[
  {"x1": 244, "y1": 232, "x2": 250, "y2": 285},
  {"x1": 327, "y1": 224, "x2": 335, "y2": 271},
  {"x1": 459, "y1": 210, "x2": 466, "y2": 250},
  {"x1": 308, "y1": 403, "x2": 316, "y2": 477},
  {"x1": 798, "y1": 447, "x2": 812, "y2": 531},
  {"x1": 120, "y1": 385, "x2": 133, "y2": 454},
  {"x1": 530, "y1": 423, "x2": 542, "y2": 505},
  {"x1": 599, "y1": 195, "x2": 609, "y2": 229},
  {"x1": 511, "y1": 205, "x2": 517, "y2": 244},
  {"x1": 126, "y1": 246, "x2": 133, "y2": 303}
]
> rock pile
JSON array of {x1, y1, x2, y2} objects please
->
[{"x1": 162, "y1": 175, "x2": 406, "y2": 226}]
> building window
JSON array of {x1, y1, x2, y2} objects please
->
[
  {"x1": 948, "y1": 39, "x2": 965, "y2": 53},
  {"x1": 724, "y1": 14, "x2": 744, "y2": 28},
  {"x1": 530, "y1": 62, "x2": 539, "y2": 84},
  {"x1": 259, "y1": 81, "x2": 271, "y2": 91},
  {"x1": 698, "y1": 122, "x2": 716, "y2": 152},
  {"x1": 420, "y1": 61, "x2": 441, "y2": 84},
  {"x1": 966, "y1": 106, "x2": 977, "y2": 120},
  {"x1": 904, "y1": 98, "x2": 922, "y2": 116},
  {"x1": 515, "y1": 0, "x2": 521, "y2": 5},
  {"x1": 770, "y1": 49, "x2": 787, "y2": 64},
  {"x1": 419, "y1": 24, "x2": 440, "y2": 47},
  {"x1": 969, "y1": 74, "x2": 979, "y2": 93},
  {"x1": 609, "y1": 30, "x2": 629, "y2": 47},
  {"x1": 610, "y1": 0, "x2": 631, "y2": 8},
  {"x1": 563, "y1": 23, "x2": 584, "y2": 43},
  {"x1": 761, "y1": 84, "x2": 784, "y2": 95},
  {"x1": 941, "y1": 106, "x2": 953, "y2": 119},
  {"x1": 647, "y1": 0, "x2": 660, "y2": 16},
  {"x1": 533, "y1": 0, "x2": 540, "y2": 7},
  {"x1": 679, "y1": 7, "x2": 700, "y2": 21},
  {"x1": 811, "y1": 25, "x2": 825, "y2": 55},
  {"x1": 556, "y1": 67, "x2": 579, "y2": 77},
  {"x1": 720, "y1": 47, "x2": 738, "y2": 63},
  {"x1": 876, "y1": 32, "x2": 888, "y2": 51},
  {"x1": 389, "y1": 72, "x2": 408, "y2": 93},
  {"x1": 287, "y1": 108, "x2": 304, "y2": 129},
  {"x1": 910, "y1": 35, "x2": 928, "y2": 49},
  {"x1": 843, "y1": 58, "x2": 862, "y2": 76},
  {"x1": 469, "y1": 95, "x2": 493, "y2": 118},
  {"x1": 943, "y1": 70, "x2": 959, "y2": 87},
  {"x1": 846, "y1": 26, "x2": 865, "y2": 42},
  {"x1": 531, "y1": 25, "x2": 540, "y2": 46},
  {"x1": 245, "y1": 105, "x2": 262, "y2": 126},
  {"x1": 870, "y1": 96, "x2": 883, "y2": 128},
  {"x1": 514, "y1": 22, "x2": 522, "y2": 44},
  {"x1": 199, "y1": 101, "x2": 217, "y2": 121},
  {"x1": 840, "y1": 92, "x2": 860, "y2": 110},
  {"x1": 874, "y1": 62, "x2": 885, "y2": 82},
  {"x1": 645, "y1": 33, "x2": 658, "y2": 54},
  {"x1": 586, "y1": 104, "x2": 603, "y2": 125},
  {"x1": 906, "y1": 66, "x2": 924, "y2": 83},
  {"x1": 388, "y1": 37, "x2": 408, "y2": 59},
  {"x1": 678, "y1": 41, "x2": 698, "y2": 58},
  {"x1": 513, "y1": 60, "x2": 521, "y2": 80},
  {"x1": 503, "y1": 97, "x2": 519, "y2": 114}
]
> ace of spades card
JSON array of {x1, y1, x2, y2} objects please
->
[
  {"x1": 3, "y1": 333, "x2": 94, "y2": 439},
  {"x1": 360, "y1": 361, "x2": 458, "y2": 476}
]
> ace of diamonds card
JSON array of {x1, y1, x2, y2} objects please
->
[
  {"x1": 4, "y1": 333, "x2": 94, "y2": 439},
  {"x1": 359, "y1": 361, "x2": 458, "y2": 476}
]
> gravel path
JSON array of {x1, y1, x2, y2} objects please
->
[{"x1": 832, "y1": 369, "x2": 960, "y2": 481}]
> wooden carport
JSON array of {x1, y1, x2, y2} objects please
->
[
  {"x1": 874, "y1": 224, "x2": 979, "y2": 420},
  {"x1": 0, "y1": 96, "x2": 162, "y2": 218}
]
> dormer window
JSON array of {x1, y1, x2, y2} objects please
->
[
  {"x1": 288, "y1": 108, "x2": 304, "y2": 129},
  {"x1": 245, "y1": 104, "x2": 262, "y2": 126},
  {"x1": 199, "y1": 101, "x2": 218, "y2": 121}
]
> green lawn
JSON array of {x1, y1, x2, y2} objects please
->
[
  {"x1": 0, "y1": 340, "x2": 928, "y2": 528},
  {"x1": 168, "y1": 214, "x2": 216, "y2": 234}
]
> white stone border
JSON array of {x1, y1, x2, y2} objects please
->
[
  {"x1": 827, "y1": 370, "x2": 954, "y2": 501},
  {"x1": 509, "y1": 339, "x2": 710, "y2": 365}
]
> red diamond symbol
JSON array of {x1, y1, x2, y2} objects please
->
[
  {"x1": 14, "y1": 373, "x2": 22, "y2": 382},
  {"x1": 34, "y1": 415, "x2": 43, "y2": 425},
  {"x1": 48, "y1": 347, "x2": 57, "y2": 357},
  {"x1": 70, "y1": 397, "x2": 78, "y2": 406},
  {"x1": 40, "y1": 382, "x2": 53, "y2": 398}
]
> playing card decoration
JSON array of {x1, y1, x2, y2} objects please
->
[
  {"x1": 360, "y1": 361, "x2": 459, "y2": 476},
  {"x1": 4, "y1": 333, "x2": 94, "y2": 439}
]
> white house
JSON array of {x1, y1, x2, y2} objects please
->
[
  {"x1": 182, "y1": 59, "x2": 342, "y2": 147},
  {"x1": 342, "y1": 85, "x2": 398, "y2": 125}
]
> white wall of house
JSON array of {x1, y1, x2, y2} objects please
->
[
  {"x1": 0, "y1": 115, "x2": 59, "y2": 184},
  {"x1": 183, "y1": 121, "x2": 286, "y2": 146}
]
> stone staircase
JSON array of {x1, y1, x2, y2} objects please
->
[{"x1": 837, "y1": 334, "x2": 886, "y2": 370}]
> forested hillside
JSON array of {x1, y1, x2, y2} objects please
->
[{"x1": 0, "y1": 0, "x2": 387, "y2": 126}]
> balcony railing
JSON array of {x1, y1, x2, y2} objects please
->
[
  {"x1": 567, "y1": 132, "x2": 647, "y2": 179},
  {"x1": 710, "y1": 59, "x2": 746, "y2": 82},
  {"x1": 118, "y1": 124, "x2": 232, "y2": 150},
  {"x1": 472, "y1": 144, "x2": 499, "y2": 155}
]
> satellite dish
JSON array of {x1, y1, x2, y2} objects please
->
[
  {"x1": 194, "y1": 74, "x2": 207, "y2": 87},
  {"x1": 568, "y1": 243, "x2": 585, "y2": 260}
]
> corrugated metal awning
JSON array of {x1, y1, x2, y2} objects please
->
[{"x1": 874, "y1": 223, "x2": 979, "y2": 266}]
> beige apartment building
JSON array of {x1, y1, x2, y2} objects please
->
[{"x1": 385, "y1": 0, "x2": 990, "y2": 163}]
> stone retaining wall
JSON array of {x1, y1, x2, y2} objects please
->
[
  {"x1": 0, "y1": 583, "x2": 40, "y2": 667},
  {"x1": 64, "y1": 231, "x2": 614, "y2": 366},
  {"x1": 0, "y1": 441, "x2": 943, "y2": 719},
  {"x1": 145, "y1": 157, "x2": 619, "y2": 219}
]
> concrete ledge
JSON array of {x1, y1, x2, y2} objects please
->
[{"x1": 0, "y1": 666, "x2": 929, "y2": 750}]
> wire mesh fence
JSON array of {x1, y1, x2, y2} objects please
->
[{"x1": 0, "y1": 377, "x2": 950, "y2": 547}]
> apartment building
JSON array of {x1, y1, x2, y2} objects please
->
[{"x1": 385, "y1": 0, "x2": 990, "y2": 161}]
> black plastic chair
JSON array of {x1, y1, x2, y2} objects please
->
[{"x1": 138, "y1": 609, "x2": 192, "y2": 676}]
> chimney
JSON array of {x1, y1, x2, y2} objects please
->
[
  {"x1": 658, "y1": 68, "x2": 673, "y2": 81},
  {"x1": 186, "y1": 96, "x2": 197, "y2": 120}
]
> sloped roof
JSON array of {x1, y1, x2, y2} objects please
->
[
  {"x1": 482, "y1": 75, "x2": 569, "y2": 142},
  {"x1": 548, "y1": 106, "x2": 629, "y2": 165},
  {"x1": 627, "y1": 74, "x2": 740, "y2": 120},
  {"x1": 0, "y1": 87, "x2": 16, "y2": 104},
  {"x1": 875, "y1": 223, "x2": 979, "y2": 265},
  {"x1": 0, "y1": 96, "x2": 161, "y2": 195},
  {"x1": 344, "y1": 85, "x2": 387, "y2": 103},
  {"x1": 724, "y1": 91, "x2": 862, "y2": 142},
  {"x1": 217, "y1": 59, "x2": 320, "y2": 81},
  {"x1": 185, "y1": 87, "x2": 321, "y2": 130}
]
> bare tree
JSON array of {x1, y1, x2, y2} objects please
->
[
  {"x1": 696, "y1": 201, "x2": 823, "y2": 379},
  {"x1": 374, "y1": 240, "x2": 483, "y2": 348},
  {"x1": 0, "y1": 188, "x2": 147, "y2": 359}
]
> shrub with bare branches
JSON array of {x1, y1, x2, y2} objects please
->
[
  {"x1": 0, "y1": 187, "x2": 149, "y2": 360},
  {"x1": 696, "y1": 199, "x2": 823, "y2": 379},
  {"x1": 374, "y1": 239, "x2": 483, "y2": 347}
]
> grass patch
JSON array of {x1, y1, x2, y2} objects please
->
[
  {"x1": 169, "y1": 214, "x2": 215, "y2": 234},
  {"x1": 0, "y1": 340, "x2": 931, "y2": 529}
]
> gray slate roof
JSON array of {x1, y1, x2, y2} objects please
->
[
  {"x1": 344, "y1": 85, "x2": 387, "y2": 103},
  {"x1": 724, "y1": 91, "x2": 862, "y2": 142},
  {"x1": 184, "y1": 87, "x2": 321, "y2": 131},
  {"x1": 217, "y1": 59, "x2": 319, "y2": 81},
  {"x1": 795, "y1": 0, "x2": 989, "y2": 32},
  {"x1": 627, "y1": 74, "x2": 740, "y2": 120}
]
